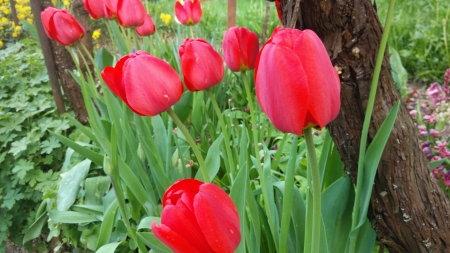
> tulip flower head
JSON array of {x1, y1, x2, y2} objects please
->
[
  {"x1": 117, "y1": 0, "x2": 146, "y2": 27},
  {"x1": 152, "y1": 179, "x2": 241, "y2": 253},
  {"x1": 82, "y1": 0, "x2": 105, "y2": 20},
  {"x1": 104, "y1": 0, "x2": 118, "y2": 19},
  {"x1": 136, "y1": 14, "x2": 156, "y2": 36},
  {"x1": 174, "y1": 0, "x2": 202, "y2": 26},
  {"x1": 41, "y1": 7, "x2": 85, "y2": 46},
  {"x1": 222, "y1": 26, "x2": 260, "y2": 72},
  {"x1": 255, "y1": 27, "x2": 341, "y2": 135},
  {"x1": 101, "y1": 51, "x2": 183, "y2": 116},
  {"x1": 179, "y1": 38, "x2": 224, "y2": 92}
]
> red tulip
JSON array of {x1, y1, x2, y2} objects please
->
[
  {"x1": 41, "y1": 7, "x2": 85, "y2": 46},
  {"x1": 117, "y1": 0, "x2": 146, "y2": 27},
  {"x1": 104, "y1": 0, "x2": 118, "y2": 20},
  {"x1": 101, "y1": 50, "x2": 183, "y2": 116},
  {"x1": 255, "y1": 27, "x2": 340, "y2": 135},
  {"x1": 136, "y1": 14, "x2": 156, "y2": 36},
  {"x1": 174, "y1": 0, "x2": 202, "y2": 26},
  {"x1": 83, "y1": 0, "x2": 105, "y2": 20},
  {"x1": 179, "y1": 38, "x2": 224, "y2": 91},
  {"x1": 222, "y1": 26, "x2": 259, "y2": 72},
  {"x1": 152, "y1": 179, "x2": 241, "y2": 253}
]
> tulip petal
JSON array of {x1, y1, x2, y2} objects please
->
[
  {"x1": 83, "y1": 0, "x2": 105, "y2": 20},
  {"x1": 163, "y1": 178, "x2": 203, "y2": 206},
  {"x1": 136, "y1": 14, "x2": 156, "y2": 36},
  {"x1": 123, "y1": 54, "x2": 182, "y2": 116},
  {"x1": 191, "y1": 0, "x2": 202, "y2": 24},
  {"x1": 152, "y1": 221, "x2": 203, "y2": 253},
  {"x1": 194, "y1": 183, "x2": 241, "y2": 253},
  {"x1": 295, "y1": 30, "x2": 340, "y2": 128},
  {"x1": 104, "y1": 0, "x2": 118, "y2": 19},
  {"x1": 41, "y1": 7, "x2": 57, "y2": 39},
  {"x1": 175, "y1": 1, "x2": 188, "y2": 25},
  {"x1": 222, "y1": 28, "x2": 241, "y2": 71},
  {"x1": 160, "y1": 204, "x2": 214, "y2": 252},
  {"x1": 255, "y1": 43, "x2": 309, "y2": 135}
]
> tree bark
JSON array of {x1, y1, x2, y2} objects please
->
[
  {"x1": 38, "y1": 0, "x2": 91, "y2": 124},
  {"x1": 277, "y1": 0, "x2": 450, "y2": 252}
]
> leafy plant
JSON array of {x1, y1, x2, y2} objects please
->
[{"x1": 0, "y1": 37, "x2": 69, "y2": 251}]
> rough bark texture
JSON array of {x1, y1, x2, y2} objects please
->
[
  {"x1": 277, "y1": 0, "x2": 450, "y2": 252},
  {"x1": 40, "y1": 0, "x2": 91, "y2": 124}
]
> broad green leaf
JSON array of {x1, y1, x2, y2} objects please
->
[
  {"x1": 137, "y1": 217, "x2": 160, "y2": 231},
  {"x1": 85, "y1": 176, "x2": 111, "y2": 205},
  {"x1": 57, "y1": 159, "x2": 91, "y2": 211},
  {"x1": 196, "y1": 133, "x2": 223, "y2": 181},
  {"x1": 94, "y1": 47, "x2": 114, "y2": 73},
  {"x1": 430, "y1": 159, "x2": 446, "y2": 169},
  {"x1": 321, "y1": 177, "x2": 354, "y2": 253},
  {"x1": 357, "y1": 101, "x2": 400, "y2": 228},
  {"x1": 354, "y1": 218, "x2": 376, "y2": 253},
  {"x1": 230, "y1": 166, "x2": 247, "y2": 253},
  {"x1": 137, "y1": 232, "x2": 172, "y2": 253},
  {"x1": 322, "y1": 143, "x2": 345, "y2": 190},
  {"x1": 40, "y1": 136, "x2": 61, "y2": 154},
  {"x1": 67, "y1": 115, "x2": 98, "y2": 145},
  {"x1": 96, "y1": 200, "x2": 119, "y2": 250},
  {"x1": 152, "y1": 115, "x2": 169, "y2": 165},
  {"x1": 51, "y1": 131, "x2": 103, "y2": 166},
  {"x1": 12, "y1": 159, "x2": 34, "y2": 180},
  {"x1": 23, "y1": 212, "x2": 48, "y2": 243},
  {"x1": 49, "y1": 210, "x2": 98, "y2": 223},
  {"x1": 9, "y1": 136, "x2": 30, "y2": 156},
  {"x1": 173, "y1": 91, "x2": 193, "y2": 123},
  {"x1": 96, "y1": 242, "x2": 122, "y2": 253}
]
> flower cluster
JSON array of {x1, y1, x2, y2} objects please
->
[
  {"x1": 406, "y1": 68, "x2": 450, "y2": 186},
  {"x1": 0, "y1": 0, "x2": 33, "y2": 46}
]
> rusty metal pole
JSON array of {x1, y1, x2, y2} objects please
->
[
  {"x1": 227, "y1": 0, "x2": 236, "y2": 28},
  {"x1": 30, "y1": 0, "x2": 66, "y2": 115}
]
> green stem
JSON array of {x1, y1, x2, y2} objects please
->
[
  {"x1": 279, "y1": 135, "x2": 299, "y2": 253},
  {"x1": 242, "y1": 71, "x2": 278, "y2": 251},
  {"x1": 206, "y1": 89, "x2": 236, "y2": 178},
  {"x1": 165, "y1": 117, "x2": 174, "y2": 175},
  {"x1": 105, "y1": 20, "x2": 118, "y2": 57},
  {"x1": 303, "y1": 128, "x2": 321, "y2": 253},
  {"x1": 349, "y1": 0, "x2": 396, "y2": 252},
  {"x1": 166, "y1": 108, "x2": 210, "y2": 182}
]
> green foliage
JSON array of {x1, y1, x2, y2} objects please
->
[
  {"x1": 377, "y1": 0, "x2": 450, "y2": 83},
  {"x1": 0, "y1": 38, "x2": 69, "y2": 251}
]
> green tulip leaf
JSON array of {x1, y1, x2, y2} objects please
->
[
  {"x1": 96, "y1": 242, "x2": 123, "y2": 253},
  {"x1": 23, "y1": 211, "x2": 48, "y2": 244},
  {"x1": 195, "y1": 133, "x2": 223, "y2": 181},
  {"x1": 49, "y1": 210, "x2": 98, "y2": 223},
  {"x1": 96, "y1": 199, "x2": 119, "y2": 250},
  {"x1": 94, "y1": 47, "x2": 114, "y2": 73},
  {"x1": 50, "y1": 131, "x2": 103, "y2": 166},
  {"x1": 57, "y1": 159, "x2": 91, "y2": 211},
  {"x1": 137, "y1": 232, "x2": 172, "y2": 253}
]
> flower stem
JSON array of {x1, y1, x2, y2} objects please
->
[
  {"x1": 279, "y1": 134, "x2": 299, "y2": 253},
  {"x1": 303, "y1": 128, "x2": 321, "y2": 253},
  {"x1": 206, "y1": 89, "x2": 236, "y2": 178},
  {"x1": 166, "y1": 108, "x2": 210, "y2": 182}
]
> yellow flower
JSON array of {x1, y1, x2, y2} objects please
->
[
  {"x1": 17, "y1": 14, "x2": 25, "y2": 20},
  {"x1": 2, "y1": 9, "x2": 10, "y2": 15},
  {"x1": 14, "y1": 25, "x2": 21, "y2": 31},
  {"x1": 92, "y1": 29, "x2": 101, "y2": 40},
  {"x1": 12, "y1": 32, "x2": 18, "y2": 37},
  {"x1": 63, "y1": 0, "x2": 70, "y2": 7},
  {"x1": 0, "y1": 17, "x2": 7, "y2": 25},
  {"x1": 160, "y1": 13, "x2": 171, "y2": 26},
  {"x1": 0, "y1": 40, "x2": 3, "y2": 48},
  {"x1": 26, "y1": 17, "x2": 33, "y2": 23}
]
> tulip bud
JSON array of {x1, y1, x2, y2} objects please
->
[
  {"x1": 104, "y1": 0, "x2": 118, "y2": 20},
  {"x1": 101, "y1": 50, "x2": 183, "y2": 116},
  {"x1": 103, "y1": 155, "x2": 113, "y2": 176},
  {"x1": 152, "y1": 179, "x2": 241, "y2": 253},
  {"x1": 222, "y1": 26, "x2": 260, "y2": 72},
  {"x1": 174, "y1": 0, "x2": 202, "y2": 26},
  {"x1": 179, "y1": 38, "x2": 224, "y2": 91},
  {"x1": 41, "y1": 7, "x2": 85, "y2": 46},
  {"x1": 255, "y1": 27, "x2": 341, "y2": 135}
]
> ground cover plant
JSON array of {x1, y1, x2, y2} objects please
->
[
  {"x1": 0, "y1": 0, "x2": 449, "y2": 252},
  {"x1": 0, "y1": 37, "x2": 70, "y2": 251}
]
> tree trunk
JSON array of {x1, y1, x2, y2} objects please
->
[
  {"x1": 277, "y1": 0, "x2": 450, "y2": 252},
  {"x1": 38, "y1": 0, "x2": 91, "y2": 124}
]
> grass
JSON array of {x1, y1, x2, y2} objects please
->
[{"x1": 377, "y1": 0, "x2": 450, "y2": 84}]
